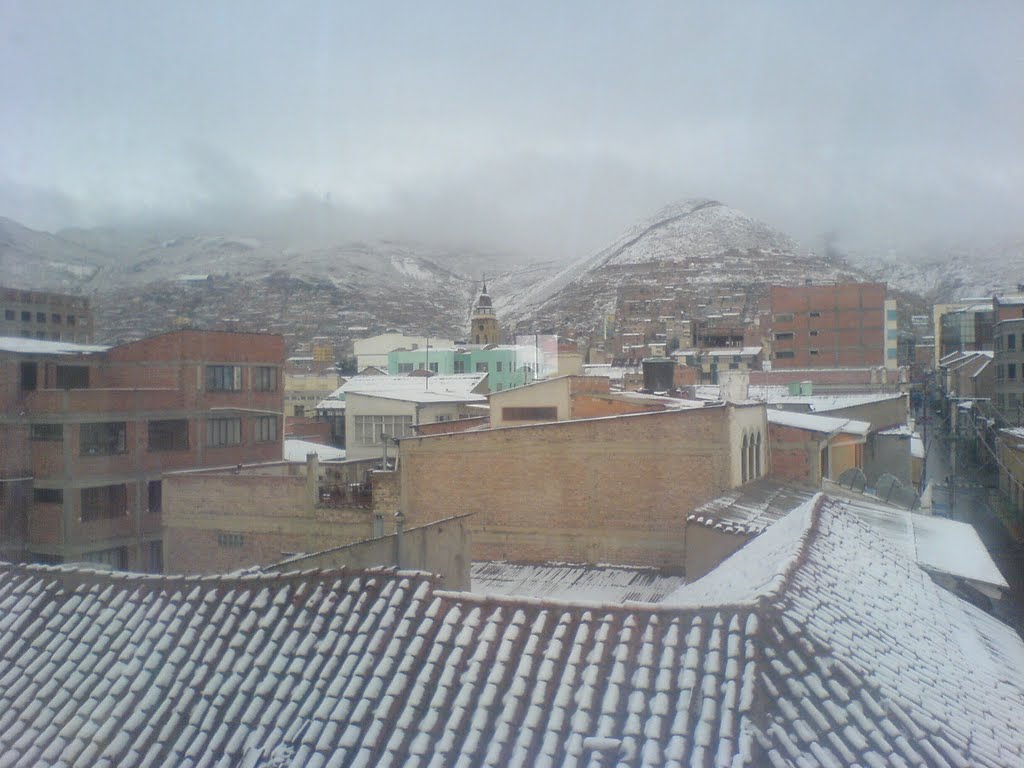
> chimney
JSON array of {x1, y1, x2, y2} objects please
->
[{"x1": 305, "y1": 452, "x2": 320, "y2": 509}]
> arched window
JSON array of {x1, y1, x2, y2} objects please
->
[
  {"x1": 741, "y1": 434, "x2": 749, "y2": 483},
  {"x1": 755, "y1": 431, "x2": 762, "y2": 478},
  {"x1": 747, "y1": 432, "x2": 756, "y2": 482}
]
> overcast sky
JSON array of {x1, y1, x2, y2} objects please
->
[{"x1": 1, "y1": 1, "x2": 1022, "y2": 260}]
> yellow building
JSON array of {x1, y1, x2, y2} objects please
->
[{"x1": 470, "y1": 280, "x2": 500, "y2": 345}]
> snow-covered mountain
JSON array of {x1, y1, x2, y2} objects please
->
[
  {"x1": 851, "y1": 239, "x2": 1024, "y2": 301},
  {"x1": 507, "y1": 199, "x2": 864, "y2": 335}
]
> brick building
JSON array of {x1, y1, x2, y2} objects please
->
[
  {"x1": 0, "y1": 330, "x2": 284, "y2": 570},
  {"x1": 397, "y1": 402, "x2": 767, "y2": 568},
  {"x1": 768, "y1": 282, "x2": 896, "y2": 369},
  {"x1": 0, "y1": 285, "x2": 94, "y2": 342}
]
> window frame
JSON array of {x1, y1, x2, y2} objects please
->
[
  {"x1": 206, "y1": 365, "x2": 242, "y2": 391},
  {"x1": 207, "y1": 417, "x2": 242, "y2": 447}
]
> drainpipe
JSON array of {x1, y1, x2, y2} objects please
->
[
  {"x1": 305, "y1": 452, "x2": 319, "y2": 510},
  {"x1": 394, "y1": 510, "x2": 405, "y2": 568}
]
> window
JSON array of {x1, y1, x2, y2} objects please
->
[
  {"x1": 218, "y1": 532, "x2": 244, "y2": 547},
  {"x1": 252, "y1": 366, "x2": 277, "y2": 391},
  {"x1": 475, "y1": 362, "x2": 489, "y2": 372},
  {"x1": 502, "y1": 406, "x2": 558, "y2": 421},
  {"x1": 81, "y1": 546, "x2": 129, "y2": 570},
  {"x1": 36, "y1": 311, "x2": 46, "y2": 323},
  {"x1": 146, "y1": 541, "x2": 163, "y2": 573},
  {"x1": 80, "y1": 485, "x2": 127, "y2": 522},
  {"x1": 887, "y1": 309, "x2": 899, "y2": 321},
  {"x1": 207, "y1": 418, "x2": 242, "y2": 446},
  {"x1": 30, "y1": 423, "x2": 62, "y2": 441},
  {"x1": 80, "y1": 422, "x2": 127, "y2": 455},
  {"x1": 809, "y1": 330, "x2": 819, "y2": 337},
  {"x1": 773, "y1": 313, "x2": 794, "y2": 322},
  {"x1": 774, "y1": 332, "x2": 794, "y2": 341},
  {"x1": 775, "y1": 350, "x2": 795, "y2": 359},
  {"x1": 67, "y1": 314, "x2": 76, "y2": 326},
  {"x1": 255, "y1": 416, "x2": 278, "y2": 442},
  {"x1": 33, "y1": 488, "x2": 63, "y2": 503},
  {"x1": 454, "y1": 360, "x2": 465, "y2": 373},
  {"x1": 20, "y1": 362, "x2": 37, "y2": 390},
  {"x1": 294, "y1": 405, "x2": 305, "y2": 417},
  {"x1": 148, "y1": 481, "x2": 162, "y2": 514},
  {"x1": 4, "y1": 309, "x2": 13, "y2": 320},
  {"x1": 429, "y1": 362, "x2": 439, "y2": 373},
  {"x1": 20, "y1": 311, "x2": 30, "y2": 322},
  {"x1": 1009, "y1": 334, "x2": 1017, "y2": 350},
  {"x1": 56, "y1": 365, "x2": 89, "y2": 389},
  {"x1": 809, "y1": 311, "x2": 821, "y2": 318},
  {"x1": 809, "y1": 349, "x2": 819, "y2": 356},
  {"x1": 206, "y1": 365, "x2": 242, "y2": 391},
  {"x1": 51, "y1": 313, "x2": 61, "y2": 324},
  {"x1": 1009, "y1": 363, "x2": 1017, "y2": 381},
  {"x1": 398, "y1": 362, "x2": 414, "y2": 373},
  {"x1": 352, "y1": 415, "x2": 414, "y2": 445},
  {"x1": 729, "y1": 363, "x2": 739, "y2": 370},
  {"x1": 148, "y1": 419, "x2": 189, "y2": 451},
  {"x1": 496, "y1": 361, "x2": 503, "y2": 372}
]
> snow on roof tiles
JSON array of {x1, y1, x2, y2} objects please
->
[
  {"x1": 767, "y1": 409, "x2": 871, "y2": 436},
  {"x1": 470, "y1": 561, "x2": 686, "y2": 603},
  {"x1": 0, "y1": 495, "x2": 1021, "y2": 766}
]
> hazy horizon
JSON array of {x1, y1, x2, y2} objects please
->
[{"x1": 2, "y1": 2, "x2": 1022, "y2": 261}]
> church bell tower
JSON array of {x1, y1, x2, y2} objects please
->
[{"x1": 470, "y1": 278, "x2": 500, "y2": 345}]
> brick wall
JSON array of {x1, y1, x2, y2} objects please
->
[
  {"x1": 163, "y1": 471, "x2": 373, "y2": 573},
  {"x1": 399, "y1": 407, "x2": 736, "y2": 567},
  {"x1": 768, "y1": 423, "x2": 818, "y2": 483}
]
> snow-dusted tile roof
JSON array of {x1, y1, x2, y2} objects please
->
[
  {"x1": 0, "y1": 335, "x2": 109, "y2": 355},
  {"x1": 470, "y1": 561, "x2": 685, "y2": 603},
  {"x1": 0, "y1": 494, "x2": 1021, "y2": 766},
  {"x1": 767, "y1": 409, "x2": 870, "y2": 436},
  {"x1": 328, "y1": 372, "x2": 489, "y2": 399},
  {"x1": 687, "y1": 478, "x2": 816, "y2": 534},
  {"x1": 283, "y1": 439, "x2": 345, "y2": 462}
]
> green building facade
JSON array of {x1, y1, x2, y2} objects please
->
[{"x1": 388, "y1": 346, "x2": 538, "y2": 392}]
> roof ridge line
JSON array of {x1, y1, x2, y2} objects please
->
[
  {"x1": 753, "y1": 492, "x2": 825, "y2": 610},
  {"x1": 0, "y1": 561, "x2": 440, "y2": 590}
]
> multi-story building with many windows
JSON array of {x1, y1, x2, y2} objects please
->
[
  {"x1": 993, "y1": 317, "x2": 1024, "y2": 416},
  {"x1": 0, "y1": 330, "x2": 284, "y2": 570},
  {"x1": 768, "y1": 282, "x2": 897, "y2": 370},
  {"x1": 0, "y1": 285, "x2": 95, "y2": 343}
]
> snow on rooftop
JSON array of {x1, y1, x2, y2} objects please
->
[
  {"x1": 283, "y1": 439, "x2": 345, "y2": 462},
  {"x1": 0, "y1": 335, "x2": 109, "y2": 355},
  {"x1": 328, "y1": 372, "x2": 488, "y2": 399},
  {"x1": 0, "y1": 492, "x2": 1021, "y2": 765},
  {"x1": 767, "y1": 409, "x2": 870, "y2": 436},
  {"x1": 470, "y1": 561, "x2": 685, "y2": 603}
]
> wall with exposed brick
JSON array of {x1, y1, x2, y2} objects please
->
[
  {"x1": 768, "y1": 423, "x2": 819, "y2": 484},
  {"x1": 264, "y1": 514, "x2": 473, "y2": 590},
  {"x1": 398, "y1": 405, "x2": 747, "y2": 568},
  {"x1": 163, "y1": 471, "x2": 373, "y2": 573}
]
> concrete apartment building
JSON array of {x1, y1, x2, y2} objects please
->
[
  {"x1": 768, "y1": 282, "x2": 897, "y2": 369},
  {"x1": 0, "y1": 330, "x2": 284, "y2": 570},
  {"x1": 1, "y1": 285, "x2": 94, "y2": 343},
  {"x1": 994, "y1": 318, "x2": 1024, "y2": 414}
]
